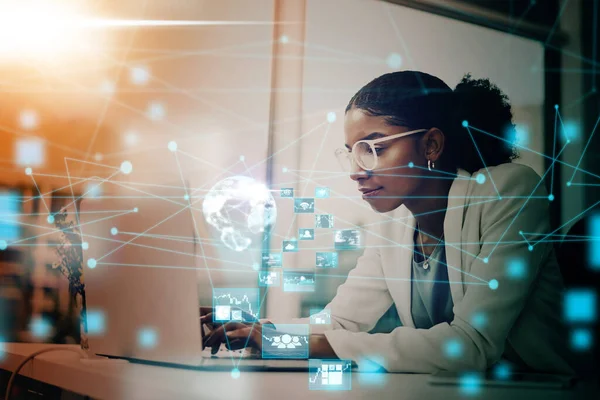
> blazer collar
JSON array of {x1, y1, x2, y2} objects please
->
[
  {"x1": 391, "y1": 169, "x2": 472, "y2": 327},
  {"x1": 444, "y1": 168, "x2": 472, "y2": 304}
]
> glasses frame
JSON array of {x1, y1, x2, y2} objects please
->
[{"x1": 335, "y1": 128, "x2": 428, "y2": 171}]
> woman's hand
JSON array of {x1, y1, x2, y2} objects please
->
[{"x1": 200, "y1": 307, "x2": 266, "y2": 354}]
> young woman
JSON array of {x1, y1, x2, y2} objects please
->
[{"x1": 202, "y1": 71, "x2": 584, "y2": 375}]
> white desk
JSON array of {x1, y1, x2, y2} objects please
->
[{"x1": 1, "y1": 344, "x2": 598, "y2": 400}]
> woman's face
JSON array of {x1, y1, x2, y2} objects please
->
[{"x1": 343, "y1": 108, "x2": 428, "y2": 213}]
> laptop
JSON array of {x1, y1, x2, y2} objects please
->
[{"x1": 80, "y1": 192, "x2": 308, "y2": 371}]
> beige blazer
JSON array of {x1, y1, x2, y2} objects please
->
[{"x1": 311, "y1": 163, "x2": 579, "y2": 374}]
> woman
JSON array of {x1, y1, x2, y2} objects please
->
[{"x1": 202, "y1": 71, "x2": 582, "y2": 375}]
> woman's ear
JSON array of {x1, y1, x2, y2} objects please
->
[{"x1": 423, "y1": 127, "x2": 445, "y2": 163}]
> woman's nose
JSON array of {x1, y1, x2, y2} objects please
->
[{"x1": 349, "y1": 159, "x2": 369, "y2": 181}]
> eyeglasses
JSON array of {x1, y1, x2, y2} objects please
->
[{"x1": 335, "y1": 129, "x2": 428, "y2": 172}]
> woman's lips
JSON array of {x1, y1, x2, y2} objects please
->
[{"x1": 361, "y1": 187, "x2": 383, "y2": 199}]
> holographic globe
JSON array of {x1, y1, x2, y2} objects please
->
[{"x1": 202, "y1": 176, "x2": 276, "y2": 252}]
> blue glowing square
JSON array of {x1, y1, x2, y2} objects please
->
[
  {"x1": 564, "y1": 289, "x2": 597, "y2": 322},
  {"x1": 0, "y1": 337, "x2": 5, "y2": 361},
  {"x1": 299, "y1": 228, "x2": 314, "y2": 240},
  {"x1": 470, "y1": 312, "x2": 487, "y2": 329},
  {"x1": 283, "y1": 240, "x2": 298, "y2": 252},
  {"x1": 30, "y1": 316, "x2": 52, "y2": 339},
  {"x1": 261, "y1": 252, "x2": 282, "y2": 268},
  {"x1": 138, "y1": 327, "x2": 158, "y2": 348},
  {"x1": 589, "y1": 213, "x2": 600, "y2": 270},
  {"x1": 212, "y1": 288, "x2": 260, "y2": 322},
  {"x1": 571, "y1": 329, "x2": 593, "y2": 351},
  {"x1": 315, "y1": 214, "x2": 334, "y2": 229},
  {"x1": 334, "y1": 230, "x2": 361, "y2": 250},
  {"x1": 493, "y1": 362, "x2": 512, "y2": 380},
  {"x1": 258, "y1": 270, "x2": 280, "y2": 287},
  {"x1": 309, "y1": 308, "x2": 331, "y2": 325},
  {"x1": 86, "y1": 310, "x2": 105, "y2": 336},
  {"x1": 309, "y1": 359, "x2": 352, "y2": 390},
  {"x1": 316, "y1": 252, "x2": 338, "y2": 268},
  {"x1": 506, "y1": 258, "x2": 526, "y2": 279},
  {"x1": 283, "y1": 270, "x2": 315, "y2": 292},
  {"x1": 16, "y1": 138, "x2": 45, "y2": 167},
  {"x1": 315, "y1": 187, "x2": 330, "y2": 198},
  {"x1": 294, "y1": 198, "x2": 315, "y2": 213},
  {"x1": 280, "y1": 188, "x2": 294, "y2": 198},
  {"x1": 262, "y1": 324, "x2": 309, "y2": 359},
  {"x1": 460, "y1": 372, "x2": 482, "y2": 396},
  {"x1": 0, "y1": 191, "x2": 20, "y2": 242},
  {"x1": 443, "y1": 338, "x2": 463, "y2": 359}
]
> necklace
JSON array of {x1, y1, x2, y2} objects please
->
[{"x1": 417, "y1": 226, "x2": 444, "y2": 270}]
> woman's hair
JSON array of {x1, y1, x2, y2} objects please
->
[{"x1": 345, "y1": 71, "x2": 518, "y2": 173}]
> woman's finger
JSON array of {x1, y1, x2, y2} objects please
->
[{"x1": 203, "y1": 322, "x2": 248, "y2": 353}]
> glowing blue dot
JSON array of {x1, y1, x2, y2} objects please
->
[
  {"x1": 327, "y1": 112, "x2": 337, "y2": 123},
  {"x1": 120, "y1": 161, "x2": 133, "y2": 175},
  {"x1": 110, "y1": 227, "x2": 118, "y2": 236},
  {"x1": 252, "y1": 262, "x2": 260, "y2": 271},
  {"x1": 386, "y1": 52, "x2": 403, "y2": 69},
  {"x1": 528, "y1": 245, "x2": 534, "y2": 251},
  {"x1": 47, "y1": 215, "x2": 54, "y2": 224},
  {"x1": 443, "y1": 339, "x2": 463, "y2": 358},
  {"x1": 483, "y1": 257, "x2": 489, "y2": 264},
  {"x1": 25, "y1": 167, "x2": 32, "y2": 175},
  {"x1": 138, "y1": 327, "x2": 158, "y2": 348},
  {"x1": 82, "y1": 242, "x2": 89, "y2": 250},
  {"x1": 460, "y1": 373, "x2": 482, "y2": 396},
  {"x1": 554, "y1": 104, "x2": 559, "y2": 110},
  {"x1": 571, "y1": 329, "x2": 593, "y2": 350},
  {"x1": 87, "y1": 310, "x2": 106, "y2": 335},
  {"x1": 493, "y1": 362, "x2": 512, "y2": 380},
  {"x1": 489, "y1": 279, "x2": 499, "y2": 290},
  {"x1": 130, "y1": 65, "x2": 150, "y2": 85},
  {"x1": 408, "y1": 162, "x2": 414, "y2": 168},
  {"x1": 462, "y1": 120, "x2": 469, "y2": 128},
  {"x1": 30, "y1": 316, "x2": 52, "y2": 339},
  {"x1": 167, "y1": 141, "x2": 178, "y2": 152},
  {"x1": 133, "y1": 207, "x2": 139, "y2": 213},
  {"x1": 564, "y1": 289, "x2": 597, "y2": 322},
  {"x1": 231, "y1": 368, "x2": 241, "y2": 379},
  {"x1": 239, "y1": 155, "x2": 245, "y2": 162},
  {"x1": 147, "y1": 101, "x2": 166, "y2": 121},
  {"x1": 0, "y1": 240, "x2": 7, "y2": 250},
  {"x1": 280, "y1": 35, "x2": 289, "y2": 44},
  {"x1": 475, "y1": 173, "x2": 486, "y2": 184},
  {"x1": 548, "y1": 194, "x2": 555, "y2": 201},
  {"x1": 282, "y1": 167, "x2": 288, "y2": 173},
  {"x1": 184, "y1": 194, "x2": 190, "y2": 201},
  {"x1": 513, "y1": 125, "x2": 530, "y2": 146},
  {"x1": 507, "y1": 258, "x2": 526, "y2": 279},
  {"x1": 20, "y1": 109, "x2": 39, "y2": 130},
  {"x1": 471, "y1": 312, "x2": 487, "y2": 329},
  {"x1": 87, "y1": 258, "x2": 97, "y2": 269}
]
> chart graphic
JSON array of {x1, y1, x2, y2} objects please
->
[
  {"x1": 316, "y1": 252, "x2": 338, "y2": 268},
  {"x1": 334, "y1": 229, "x2": 361, "y2": 250},
  {"x1": 283, "y1": 270, "x2": 316, "y2": 292},
  {"x1": 308, "y1": 359, "x2": 352, "y2": 390},
  {"x1": 310, "y1": 308, "x2": 331, "y2": 325},
  {"x1": 258, "y1": 270, "x2": 280, "y2": 287},
  {"x1": 212, "y1": 288, "x2": 260, "y2": 322}
]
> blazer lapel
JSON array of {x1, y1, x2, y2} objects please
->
[
  {"x1": 385, "y1": 206, "x2": 416, "y2": 328},
  {"x1": 444, "y1": 169, "x2": 472, "y2": 304}
]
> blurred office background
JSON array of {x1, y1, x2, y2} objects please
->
[{"x1": 0, "y1": 0, "x2": 598, "y2": 343}]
